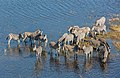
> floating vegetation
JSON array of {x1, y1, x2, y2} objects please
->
[
  {"x1": 109, "y1": 17, "x2": 120, "y2": 23},
  {"x1": 109, "y1": 17, "x2": 120, "y2": 31}
]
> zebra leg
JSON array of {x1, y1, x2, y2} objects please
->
[
  {"x1": 36, "y1": 52, "x2": 38, "y2": 57},
  {"x1": 38, "y1": 40, "x2": 41, "y2": 46},
  {"x1": 98, "y1": 30, "x2": 100, "y2": 35},
  {"x1": 74, "y1": 53, "x2": 76, "y2": 60},
  {"x1": 91, "y1": 51, "x2": 93, "y2": 57},
  {"x1": 96, "y1": 51, "x2": 99, "y2": 57},
  {"x1": 39, "y1": 52, "x2": 41, "y2": 58},
  {"x1": 86, "y1": 54, "x2": 88, "y2": 59},
  {"x1": 23, "y1": 37, "x2": 27, "y2": 45},
  {"x1": 90, "y1": 52, "x2": 92, "y2": 57},
  {"x1": 8, "y1": 39, "x2": 11, "y2": 45},
  {"x1": 65, "y1": 51, "x2": 67, "y2": 57},
  {"x1": 65, "y1": 51, "x2": 68, "y2": 58},
  {"x1": 96, "y1": 46, "x2": 99, "y2": 51},
  {"x1": 44, "y1": 42, "x2": 47, "y2": 48},
  {"x1": 103, "y1": 29, "x2": 107, "y2": 35},
  {"x1": 50, "y1": 49, "x2": 53, "y2": 56},
  {"x1": 23, "y1": 36, "x2": 27, "y2": 42},
  {"x1": 89, "y1": 53, "x2": 91, "y2": 58},
  {"x1": 74, "y1": 52, "x2": 78, "y2": 60},
  {"x1": 17, "y1": 40, "x2": 20, "y2": 45},
  {"x1": 71, "y1": 40, "x2": 73, "y2": 45},
  {"x1": 85, "y1": 33, "x2": 87, "y2": 37},
  {"x1": 82, "y1": 39, "x2": 84, "y2": 42},
  {"x1": 57, "y1": 51, "x2": 60, "y2": 57},
  {"x1": 34, "y1": 40, "x2": 36, "y2": 44}
]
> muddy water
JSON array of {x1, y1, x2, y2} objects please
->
[{"x1": 0, "y1": 0, "x2": 120, "y2": 78}]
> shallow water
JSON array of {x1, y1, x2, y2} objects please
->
[{"x1": 0, "y1": 0, "x2": 120, "y2": 78}]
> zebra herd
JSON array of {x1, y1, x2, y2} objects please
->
[{"x1": 6, "y1": 17, "x2": 110, "y2": 63}]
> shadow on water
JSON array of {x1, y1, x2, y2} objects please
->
[
  {"x1": 32, "y1": 50, "x2": 48, "y2": 78},
  {"x1": 64, "y1": 58, "x2": 80, "y2": 74},
  {"x1": 48, "y1": 49, "x2": 119, "y2": 76},
  {"x1": 4, "y1": 45, "x2": 22, "y2": 56},
  {"x1": 83, "y1": 58, "x2": 93, "y2": 72},
  {"x1": 49, "y1": 55, "x2": 81, "y2": 77},
  {"x1": 2, "y1": 43, "x2": 120, "y2": 78},
  {"x1": 100, "y1": 62, "x2": 108, "y2": 73},
  {"x1": 34, "y1": 59, "x2": 43, "y2": 77},
  {"x1": 4, "y1": 44, "x2": 35, "y2": 58}
]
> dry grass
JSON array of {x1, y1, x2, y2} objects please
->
[
  {"x1": 109, "y1": 18, "x2": 120, "y2": 50},
  {"x1": 108, "y1": 18, "x2": 120, "y2": 40},
  {"x1": 109, "y1": 17, "x2": 120, "y2": 32},
  {"x1": 109, "y1": 25, "x2": 120, "y2": 32},
  {"x1": 113, "y1": 41, "x2": 120, "y2": 50},
  {"x1": 107, "y1": 31, "x2": 120, "y2": 40}
]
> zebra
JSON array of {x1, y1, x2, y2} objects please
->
[
  {"x1": 82, "y1": 44, "x2": 93, "y2": 59},
  {"x1": 33, "y1": 44, "x2": 43, "y2": 59},
  {"x1": 92, "y1": 25, "x2": 107, "y2": 35},
  {"x1": 95, "y1": 17, "x2": 106, "y2": 26},
  {"x1": 6, "y1": 33, "x2": 23, "y2": 46},
  {"x1": 22, "y1": 29, "x2": 41, "y2": 43}
]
